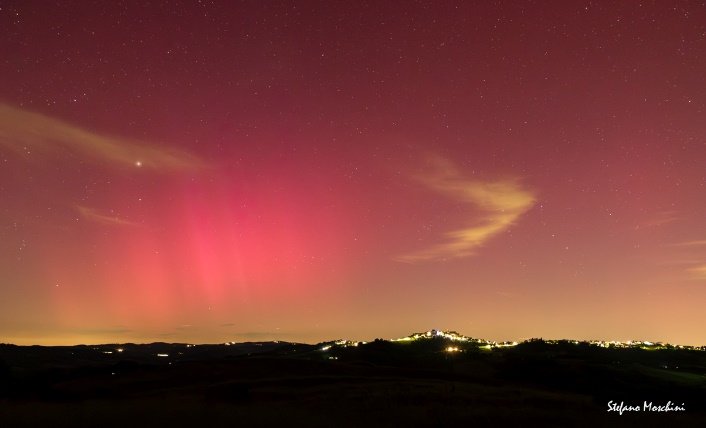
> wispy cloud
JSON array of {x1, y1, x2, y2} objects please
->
[
  {"x1": 640, "y1": 210, "x2": 679, "y2": 228},
  {"x1": 77, "y1": 205, "x2": 137, "y2": 226},
  {"x1": 395, "y1": 156, "x2": 536, "y2": 262},
  {"x1": 666, "y1": 239, "x2": 706, "y2": 280},
  {"x1": 234, "y1": 331, "x2": 284, "y2": 338},
  {"x1": 668, "y1": 240, "x2": 706, "y2": 247},
  {"x1": 0, "y1": 103, "x2": 204, "y2": 170},
  {"x1": 74, "y1": 327, "x2": 132, "y2": 335},
  {"x1": 496, "y1": 291, "x2": 519, "y2": 299},
  {"x1": 687, "y1": 264, "x2": 706, "y2": 280}
]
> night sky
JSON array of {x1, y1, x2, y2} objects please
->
[{"x1": 1, "y1": 1, "x2": 705, "y2": 346}]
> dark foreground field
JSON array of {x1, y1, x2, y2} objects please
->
[{"x1": 1, "y1": 339, "x2": 704, "y2": 427}]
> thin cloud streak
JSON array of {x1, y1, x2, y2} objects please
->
[
  {"x1": 77, "y1": 205, "x2": 137, "y2": 226},
  {"x1": 395, "y1": 156, "x2": 536, "y2": 262},
  {"x1": 668, "y1": 240, "x2": 706, "y2": 247},
  {"x1": 665, "y1": 239, "x2": 706, "y2": 280},
  {"x1": 640, "y1": 210, "x2": 679, "y2": 228},
  {"x1": 234, "y1": 331, "x2": 284, "y2": 338},
  {"x1": 0, "y1": 103, "x2": 205, "y2": 170},
  {"x1": 73, "y1": 327, "x2": 132, "y2": 335},
  {"x1": 687, "y1": 264, "x2": 706, "y2": 280}
]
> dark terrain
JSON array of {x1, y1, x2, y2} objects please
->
[{"x1": 1, "y1": 335, "x2": 705, "y2": 427}]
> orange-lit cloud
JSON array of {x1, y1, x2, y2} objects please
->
[
  {"x1": 0, "y1": 103, "x2": 204, "y2": 170},
  {"x1": 668, "y1": 240, "x2": 706, "y2": 247},
  {"x1": 687, "y1": 264, "x2": 706, "y2": 280},
  {"x1": 496, "y1": 291, "x2": 519, "y2": 299},
  {"x1": 666, "y1": 239, "x2": 706, "y2": 280},
  {"x1": 639, "y1": 210, "x2": 679, "y2": 228},
  {"x1": 77, "y1": 205, "x2": 137, "y2": 226},
  {"x1": 396, "y1": 156, "x2": 536, "y2": 262}
]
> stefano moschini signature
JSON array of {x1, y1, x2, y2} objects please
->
[{"x1": 608, "y1": 400, "x2": 686, "y2": 415}]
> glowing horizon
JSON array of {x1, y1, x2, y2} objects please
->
[{"x1": 2, "y1": 2, "x2": 705, "y2": 347}]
